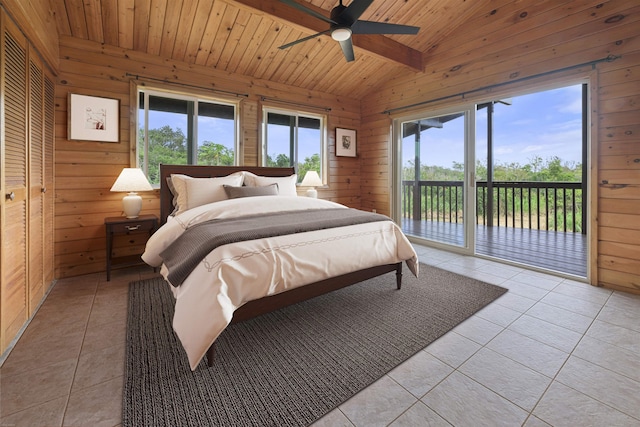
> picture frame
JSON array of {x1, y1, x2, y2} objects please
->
[
  {"x1": 335, "y1": 127, "x2": 356, "y2": 157},
  {"x1": 68, "y1": 93, "x2": 119, "y2": 142}
]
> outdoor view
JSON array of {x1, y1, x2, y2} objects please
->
[
  {"x1": 401, "y1": 84, "x2": 585, "y2": 234},
  {"x1": 137, "y1": 93, "x2": 323, "y2": 186}
]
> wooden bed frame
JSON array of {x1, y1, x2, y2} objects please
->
[{"x1": 159, "y1": 164, "x2": 402, "y2": 367}]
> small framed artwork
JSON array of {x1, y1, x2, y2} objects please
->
[
  {"x1": 336, "y1": 127, "x2": 356, "y2": 157},
  {"x1": 68, "y1": 93, "x2": 119, "y2": 142}
]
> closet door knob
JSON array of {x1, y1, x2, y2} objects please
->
[
  {"x1": 41, "y1": 187, "x2": 47, "y2": 193},
  {"x1": 6, "y1": 192, "x2": 15, "y2": 201}
]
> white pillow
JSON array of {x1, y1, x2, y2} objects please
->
[
  {"x1": 243, "y1": 171, "x2": 298, "y2": 197},
  {"x1": 169, "y1": 172, "x2": 244, "y2": 215}
]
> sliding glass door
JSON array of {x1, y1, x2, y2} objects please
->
[{"x1": 393, "y1": 107, "x2": 475, "y2": 251}]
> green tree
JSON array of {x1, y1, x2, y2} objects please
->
[
  {"x1": 198, "y1": 142, "x2": 234, "y2": 166},
  {"x1": 140, "y1": 125, "x2": 188, "y2": 184}
]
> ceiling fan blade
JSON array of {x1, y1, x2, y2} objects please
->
[
  {"x1": 340, "y1": 0, "x2": 374, "y2": 24},
  {"x1": 351, "y1": 20, "x2": 420, "y2": 35},
  {"x1": 338, "y1": 38, "x2": 355, "y2": 62},
  {"x1": 279, "y1": 0, "x2": 337, "y2": 25},
  {"x1": 278, "y1": 30, "x2": 331, "y2": 50}
]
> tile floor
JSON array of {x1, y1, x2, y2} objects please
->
[{"x1": 1, "y1": 244, "x2": 639, "y2": 426}]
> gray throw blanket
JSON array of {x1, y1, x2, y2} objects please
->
[{"x1": 160, "y1": 208, "x2": 392, "y2": 286}]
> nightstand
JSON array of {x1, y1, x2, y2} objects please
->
[{"x1": 105, "y1": 214, "x2": 158, "y2": 281}]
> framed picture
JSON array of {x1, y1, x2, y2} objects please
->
[
  {"x1": 68, "y1": 93, "x2": 119, "y2": 142},
  {"x1": 335, "y1": 127, "x2": 356, "y2": 157}
]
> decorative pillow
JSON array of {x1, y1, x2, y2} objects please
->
[
  {"x1": 243, "y1": 172, "x2": 298, "y2": 197},
  {"x1": 223, "y1": 183, "x2": 279, "y2": 199},
  {"x1": 169, "y1": 172, "x2": 244, "y2": 215}
]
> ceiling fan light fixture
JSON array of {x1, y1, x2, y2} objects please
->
[{"x1": 331, "y1": 27, "x2": 352, "y2": 41}]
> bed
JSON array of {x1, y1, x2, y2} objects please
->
[{"x1": 142, "y1": 164, "x2": 419, "y2": 370}]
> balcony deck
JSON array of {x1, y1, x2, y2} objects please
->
[{"x1": 401, "y1": 219, "x2": 587, "y2": 277}]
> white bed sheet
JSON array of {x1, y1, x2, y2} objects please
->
[{"x1": 142, "y1": 196, "x2": 419, "y2": 370}]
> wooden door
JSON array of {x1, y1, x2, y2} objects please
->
[
  {"x1": 43, "y1": 75, "x2": 55, "y2": 286},
  {"x1": 1, "y1": 16, "x2": 29, "y2": 353},
  {"x1": 28, "y1": 52, "x2": 44, "y2": 312}
]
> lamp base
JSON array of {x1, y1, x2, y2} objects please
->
[
  {"x1": 122, "y1": 192, "x2": 142, "y2": 218},
  {"x1": 305, "y1": 188, "x2": 318, "y2": 198}
]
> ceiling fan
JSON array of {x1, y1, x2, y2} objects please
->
[{"x1": 278, "y1": 0, "x2": 420, "y2": 62}]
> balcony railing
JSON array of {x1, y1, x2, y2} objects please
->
[{"x1": 402, "y1": 180, "x2": 585, "y2": 233}]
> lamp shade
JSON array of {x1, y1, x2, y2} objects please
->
[
  {"x1": 300, "y1": 171, "x2": 323, "y2": 187},
  {"x1": 110, "y1": 168, "x2": 153, "y2": 218},
  {"x1": 110, "y1": 168, "x2": 153, "y2": 192},
  {"x1": 301, "y1": 171, "x2": 323, "y2": 198}
]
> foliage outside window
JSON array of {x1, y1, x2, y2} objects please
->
[
  {"x1": 262, "y1": 108, "x2": 326, "y2": 184},
  {"x1": 137, "y1": 88, "x2": 239, "y2": 185}
]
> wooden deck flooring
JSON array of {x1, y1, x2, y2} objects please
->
[{"x1": 401, "y1": 219, "x2": 587, "y2": 277}]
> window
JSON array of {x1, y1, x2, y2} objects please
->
[
  {"x1": 137, "y1": 88, "x2": 239, "y2": 185},
  {"x1": 262, "y1": 107, "x2": 326, "y2": 183}
]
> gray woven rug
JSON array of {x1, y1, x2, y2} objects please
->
[{"x1": 123, "y1": 264, "x2": 507, "y2": 427}]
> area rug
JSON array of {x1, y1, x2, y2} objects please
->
[{"x1": 123, "y1": 264, "x2": 507, "y2": 427}]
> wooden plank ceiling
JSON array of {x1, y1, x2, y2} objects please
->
[{"x1": 52, "y1": 0, "x2": 493, "y2": 98}]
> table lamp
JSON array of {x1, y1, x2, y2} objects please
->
[
  {"x1": 300, "y1": 171, "x2": 323, "y2": 198},
  {"x1": 110, "y1": 168, "x2": 153, "y2": 218}
]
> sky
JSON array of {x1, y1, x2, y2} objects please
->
[{"x1": 402, "y1": 84, "x2": 584, "y2": 169}]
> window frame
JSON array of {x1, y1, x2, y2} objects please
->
[
  {"x1": 135, "y1": 84, "x2": 241, "y2": 184},
  {"x1": 261, "y1": 106, "x2": 327, "y2": 184}
]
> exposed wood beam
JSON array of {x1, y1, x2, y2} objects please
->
[{"x1": 230, "y1": 0, "x2": 423, "y2": 71}]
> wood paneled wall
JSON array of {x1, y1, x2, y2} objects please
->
[
  {"x1": 55, "y1": 35, "x2": 361, "y2": 278},
  {"x1": 359, "y1": 1, "x2": 640, "y2": 293}
]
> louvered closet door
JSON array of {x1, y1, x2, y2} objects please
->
[
  {"x1": 29, "y1": 53, "x2": 45, "y2": 312},
  {"x1": 43, "y1": 76, "x2": 55, "y2": 285},
  {"x1": 1, "y1": 18, "x2": 29, "y2": 353}
]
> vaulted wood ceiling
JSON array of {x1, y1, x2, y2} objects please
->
[{"x1": 51, "y1": 0, "x2": 525, "y2": 98}]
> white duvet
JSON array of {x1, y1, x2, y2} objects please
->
[{"x1": 142, "y1": 196, "x2": 419, "y2": 370}]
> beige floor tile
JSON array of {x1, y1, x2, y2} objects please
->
[
  {"x1": 475, "y1": 302, "x2": 521, "y2": 327},
  {"x1": 494, "y1": 292, "x2": 538, "y2": 313},
  {"x1": 425, "y1": 332, "x2": 482, "y2": 368},
  {"x1": 388, "y1": 350, "x2": 453, "y2": 398},
  {"x1": 556, "y1": 356, "x2": 640, "y2": 420},
  {"x1": 523, "y1": 415, "x2": 553, "y2": 426},
  {"x1": 572, "y1": 335, "x2": 640, "y2": 382},
  {"x1": 452, "y1": 315, "x2": 504, "y2": 345},
  {"x1": 553, "y1": 280, "x2": 612, "y2": 305},
  {"x1": 533, "y1": 381, "x2": 639, "y2": 427},
  {"x1": 0, "y1": 326, "x2": 84, "y2": 377},
  {"x1": 0, "y1": 396, "x2": 66, "y2": 427},
  {"x1": 311, "y1": 409, "x2": 355, "y2": 427},
  {"x1": 585, "y1": 320, "x2": 640, "y2": 354},
  {"x1": 0, "y1": 359, "x2": 76, "y2": 417},
  {"x1": 597, "y1": 304, "x2": 640, "y2": 333},
  {"x1": 500, "y1": 280, "x2": 550, "y2": 300},
  {"x1": 339, "y1": 376, "x2": 416, "y2": 427},
  {"x1": 526, "y1": 301, "x2": 594, "y2": 334},
  {"x1": 421, "y1": 371, "x2": 528, "y2": 426},
  {"x1": 486, "y1": 329, "x2": 569, "y2": 378},
  {"x1": 389, "y1": 401, "x2": 450, "y2": 426},
  {"x1": 81, "y1": 318, "x2": 128, "y2": 354},
  {"x1": 539, "y1": 291, "x2": 604, "y2": 318},
  {"x1": 510, "y1": 272, "x2": 561, "y2": 291},
  {"x1": 63, "y1": 376, "x2": 123, "y2": 427},
  {"x1": 459, "y1": 347, "x2": 551, "y2": 411},
  {"x1": 507, "y1": 314, "x2": 582, "y2": 353},
  {"x1": 72, "y1": 344, "x2": 125, "y2": 392}
]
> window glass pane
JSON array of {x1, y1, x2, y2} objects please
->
[
  {"x1": 197, "y1": 101, "x2": 235, "y2": 165},
  {"x1": 266, "y1": 112, "x2": 294, "y2": 167},
  {"x1": 297, "y1": 117, "x2": 321, "y2": 180}
]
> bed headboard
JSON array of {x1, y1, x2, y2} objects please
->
[{"x1": 159, "y1": 164, "x2": 296, "y2": 224}]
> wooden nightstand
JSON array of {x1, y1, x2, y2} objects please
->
[{"x1": 105, "y1": 214, "x2": 158, "y2": 281}]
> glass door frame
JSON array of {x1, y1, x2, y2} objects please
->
[{"x1": 391, "y1": 104, "x2": 476, "y2": 254}]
